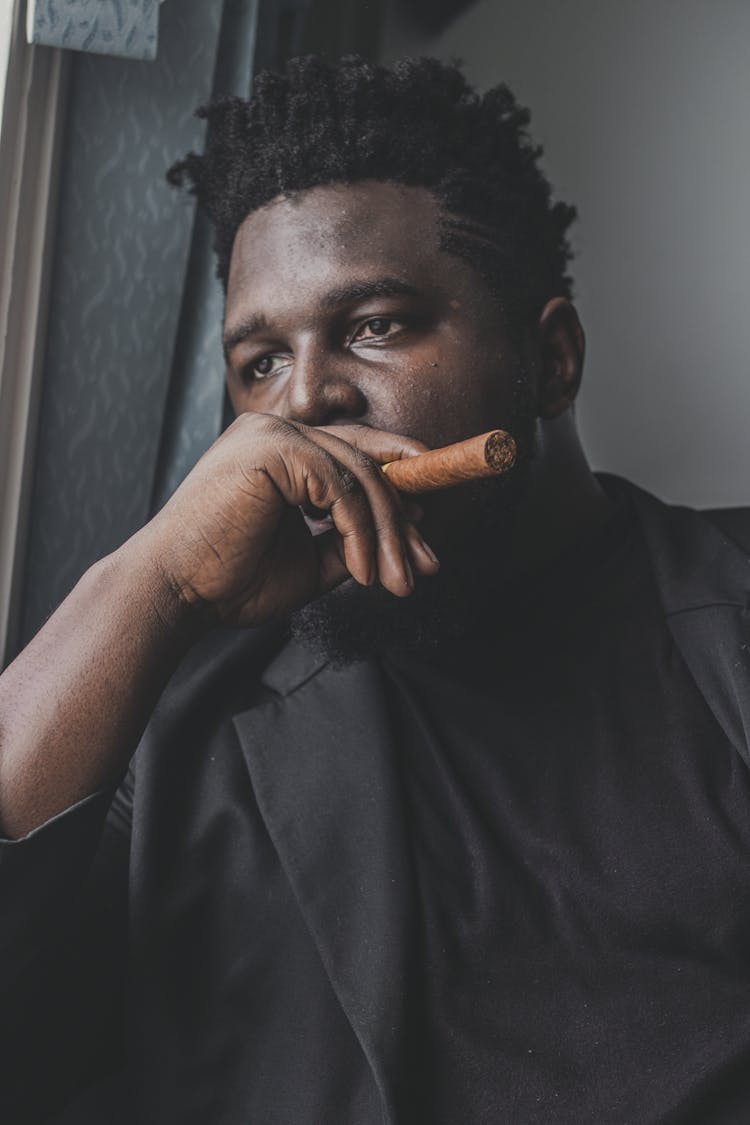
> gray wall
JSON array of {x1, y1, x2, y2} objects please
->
[{"x1": 382, "y1": 0, "x2": 750, "y2": 507}]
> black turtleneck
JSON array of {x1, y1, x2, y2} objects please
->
[{"x1": 381, "y1": 482, "x2": 750, "y2": 1123}]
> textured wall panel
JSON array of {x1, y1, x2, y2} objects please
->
[
  {"x1": 21, "y1": 0, "x2": 224, "y2": 644},
  {"x1": 150, "y1": 0, "x2": 261, "y2": 511}
]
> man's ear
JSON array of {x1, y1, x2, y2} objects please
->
[{"x1": 536, "y1": 297, "x2": 585, "y2": 419}]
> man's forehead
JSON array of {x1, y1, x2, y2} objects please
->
[{"x1": 226, "y1": 181, "x2": 445, "y2": 298}]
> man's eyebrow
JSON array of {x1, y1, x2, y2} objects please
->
[
  {"x1": 223, "y1": 313, "x2": 269, "y2": 359},
  {"x1": 319, "y1": 277, "x2": 422, "y2": 309},
  {"x1": 222, "y1": 279, "x2": 421, "y2": 360}
]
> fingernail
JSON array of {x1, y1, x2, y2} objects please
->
[{"x1": 420, "y1": 538, "x2": 439, "y2": 566}]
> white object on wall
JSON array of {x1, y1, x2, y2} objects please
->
[{"x1": 26, "y1": 0, "x2": 161, "y2": 61}]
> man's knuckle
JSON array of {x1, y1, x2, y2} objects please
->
[
  {"x1": 353, "y1": 448, "x2": 379, "y2": 476},
  {"x1": 264, "y1": 414, "x2": 296, "y2": 440},
  {"x1": 336, "y1": 468, "x2": 361, "y2": 496},
  {"x1": 373, "y1": 516, "x2": 399, "y2": 538}
]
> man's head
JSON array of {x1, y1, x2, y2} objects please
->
[
  {"x1": 168, "y1": 54, "x2": 576, "y2": 328},
  {"x1": 168, "y1": 56, "x2": 594, "y2": 660}
]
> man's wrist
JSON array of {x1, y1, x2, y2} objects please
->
[{"x1": 100, "y1": 532, "x2": 212, "y2": 649}]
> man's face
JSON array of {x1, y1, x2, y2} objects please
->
[
  {"x1": 224, "y1": 182, "x2": 535, "y2": 519},
  {"x1": 223, "y1": 180, "x2": 539, "y2": 658}
]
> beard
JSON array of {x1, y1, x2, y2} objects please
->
[{"x1": 290, "y1": 382, "x2": 538, "y2": 666}]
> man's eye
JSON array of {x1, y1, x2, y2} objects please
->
[
  {"x1": 351, "y1": 317, "x2": 402, "y2": 342},
  {"x1": 250, "y1": 354, "x2": 291, "y2": 380}
]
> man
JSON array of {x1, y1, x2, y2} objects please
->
[{"x1": 2, "y1": 54, "x2": 750, "y2": 1124}]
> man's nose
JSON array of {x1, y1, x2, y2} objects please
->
[{"x1": 283, "y1": 347, "x2": 367, "y2": 427}]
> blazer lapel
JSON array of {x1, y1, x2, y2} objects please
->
[
  {"x1": 232, "y1": 641, "x2": 415, "y2": 1123},
  {"x1": 621, "y1": 476, "x2": 750, "y2": 768}
]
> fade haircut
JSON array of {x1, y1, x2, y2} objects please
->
[{"x1": 167, "y1": 54, "x2": 577, "y2": 323}]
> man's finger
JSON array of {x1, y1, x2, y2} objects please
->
[
  {"x1": 311, "y1": 423, "x2": 430, "y2": 464},
  {"x1": 295, "y1": 425, "x2": 419, "y2": 596}
]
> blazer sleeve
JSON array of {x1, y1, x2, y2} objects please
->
[{"x1": 0, "y1": 766, "x2": 133, "y2": 1124}]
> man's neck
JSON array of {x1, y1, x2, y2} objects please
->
[{"x1": 505, "y1": 414, "x2": 612, "y2": 581}]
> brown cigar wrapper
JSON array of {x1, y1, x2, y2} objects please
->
[{"x1": 381, "y1": 430, "x2": 517, "y2": 494}]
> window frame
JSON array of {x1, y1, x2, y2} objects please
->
[{"x1": 0, "y1": 0, "x2": 69, "y2": 665}]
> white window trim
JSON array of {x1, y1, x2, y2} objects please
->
[{"x1": 0, "y1": 0, "x2": 69, "y2": 665}]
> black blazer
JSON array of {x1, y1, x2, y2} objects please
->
[{"x1": 2, "y1": 476, "x2": 750, "y2": 1124}]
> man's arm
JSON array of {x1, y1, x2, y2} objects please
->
[
  {"x1": 0, "y1": 542, "x2": 201, "y2": 839},
  {"x1": 0, "y1": 413, "x2": 438, "y2": 839}
]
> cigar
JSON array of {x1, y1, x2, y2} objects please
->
[{"x1": 381, "y1": 430, "x2": 516, "y2": 494}]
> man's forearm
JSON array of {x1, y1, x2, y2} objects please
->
[
  {"x1": 0, "y1": 535, "x2": 201, "y2": 839},
  {"x1": 0, "y1": 416, "x2": 437, "y2": 840}
]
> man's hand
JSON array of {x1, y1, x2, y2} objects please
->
[
  {"x1": 0, "y1": 413, "x2": 439, "y2": 837},
  {"x1": 141, "y1": 413, "x2": 440, "y2": 630}
]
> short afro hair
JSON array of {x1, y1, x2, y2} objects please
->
[{"x1": 167, "y1": 54, "x2": 577, "y2": 322}]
